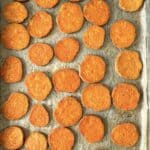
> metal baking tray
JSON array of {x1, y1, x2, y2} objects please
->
[{"x1": 0, "y1": 0, "x2": 149, "y2": 149}]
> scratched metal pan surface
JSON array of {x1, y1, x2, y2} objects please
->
[{"x1": 0, "y1": 0, "x2": 149, "y2": 150}]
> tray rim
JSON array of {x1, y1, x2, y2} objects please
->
[{"x1": 145, "y1": 0, "x2": 150, "y2": 149}]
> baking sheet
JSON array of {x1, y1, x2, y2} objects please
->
[{"x1": 0, "y1": 0, "x2": 149, "y2": 150}]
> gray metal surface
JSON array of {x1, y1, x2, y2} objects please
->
[
  {"x1": 0, "y1": 0, "x2": 149, "y2": 150},
  {"x1": 145, "y1": 0, "x2": 150, "y2": 149}
]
